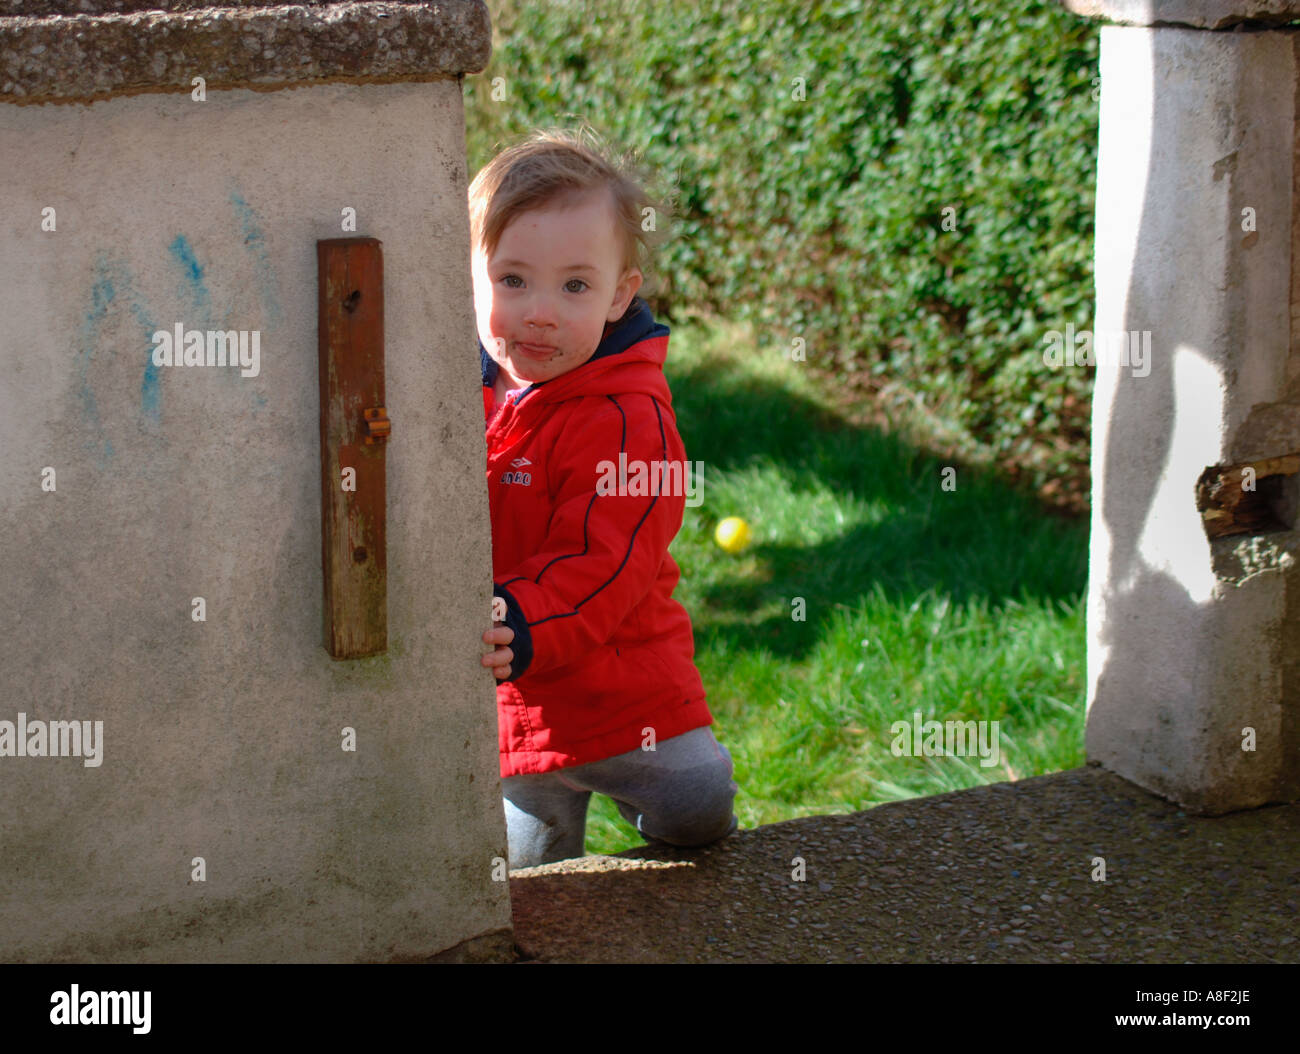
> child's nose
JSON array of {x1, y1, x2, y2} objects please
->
[{"x1": 523, "y1": 295, "x2": 558, "y2": 328}]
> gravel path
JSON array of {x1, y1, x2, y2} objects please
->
[{"x1": 507, "y1": 766, "x2": 1300, "y2": 963}]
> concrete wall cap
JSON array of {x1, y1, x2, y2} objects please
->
[
  {"x1": 1061, "y1": 1, "x2": 1300, "y2": 28},
  {"x1": 0, "y1": 0, "x2": 491, "y2": 105}
]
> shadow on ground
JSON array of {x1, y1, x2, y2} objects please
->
[{"x1": 666, "y1": 352, "x2": 1088, "y2": 663}]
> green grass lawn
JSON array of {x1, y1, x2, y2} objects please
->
[{"x1": 583, "y1": 314, "x2": 1089, "y2": 854}]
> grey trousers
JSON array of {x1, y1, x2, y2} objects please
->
[{"x1": 502, "y1": 725, "x2": 739, "y2": 868}]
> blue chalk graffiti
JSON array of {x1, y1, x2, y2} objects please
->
[
  {"x1": 79, "y1": 257, "x2": 117, "y2": 464},
  {"x1": 168, "y1": 234, "x2": 212, "y2": 326},
  {"x1": 137, "y1": 293, "x2": 161, "y2": 420},
  {"x1": 82, "y1": 254, "x2": 163, "y2": 443},
  {"x1": 229, "y1": 189, "x2": 283, "y2": 327}
]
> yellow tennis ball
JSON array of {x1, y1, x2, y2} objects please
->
[{"x1": 714, "y1": 516, "x2": 753, "y2": 553}]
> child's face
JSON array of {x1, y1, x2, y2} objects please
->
[{"x1": 473, "y1": 188, "x2": 642, "y2": 389}]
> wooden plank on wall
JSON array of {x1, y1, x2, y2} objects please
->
[{"x1": 317, "y1": 237, "x2": 389, "y2": 658}]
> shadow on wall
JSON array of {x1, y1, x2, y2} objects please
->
[{"x1": 1087, "y1": 25, "x2": 1300, "y2": 813}]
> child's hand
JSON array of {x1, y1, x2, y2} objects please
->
[{"x1": 481, "y1": 623, "x2": 516, "y2": 680}]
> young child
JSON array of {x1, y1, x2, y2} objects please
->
[{"x1": 471, "y1": 127, "x2": 738, "y2": 868}]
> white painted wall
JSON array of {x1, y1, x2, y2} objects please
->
[
  {"x1": 1086, "y1": 25, "x2": 1300, "y2": 812},
  {"x1": 0, "y1": 80, "x2": 511, "y2": 961}
]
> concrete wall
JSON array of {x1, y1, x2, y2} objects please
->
[
  {"x1": 1086, "y1": 24, "x2": 1300, "y2": 813},
  {"x1": 0, "y1": 79, "x2": 512, "y2": 961}
]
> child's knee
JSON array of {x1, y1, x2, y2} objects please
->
[
  {"x1": 651, "y1": 802, "x2": 736, "y2": 846},
  {"x1": 672, "y1": 809, "x2": 737, "y2": 847},
  {"x1": 643, "y1": 776, "x2": 737, "y2": 847}
]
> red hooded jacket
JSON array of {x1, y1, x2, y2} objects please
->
[{"x1": 483, "y1": 298, "x2": 714, "y2": 778}]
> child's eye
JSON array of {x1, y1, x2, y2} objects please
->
[
  {"x1": 500, "y1": 274, "x2": 523, "y2": 288},
  {"x1": 565, "y1": 278, "x2": 588, "y2": 293}
]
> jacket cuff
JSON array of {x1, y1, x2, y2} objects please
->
[{"x1": 493, "y1": 582, "x2": 534, "y2": 682}]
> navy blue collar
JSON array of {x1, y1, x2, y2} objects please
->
[{"x1": 479, "y1": 296, "x2": 668, "y2": 393}]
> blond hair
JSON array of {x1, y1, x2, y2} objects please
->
[{"x1": 468, "y1": 124, "x2": 669, "y2": 297}]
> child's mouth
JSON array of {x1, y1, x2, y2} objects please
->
[{"x1": 517, "y1": 341, "x2": 556, "y2": 359}]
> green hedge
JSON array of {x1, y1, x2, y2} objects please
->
[{"x1": 465, "y1": 0, "x2": 1099, "y2": 498}]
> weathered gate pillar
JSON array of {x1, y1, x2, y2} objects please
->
[
  {"x1": 1065, "y1": 1, "x2": 1300, "y2": 812},
  {"x1": 0, "y1": 1, "x2": 511, "y2": 961}
]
